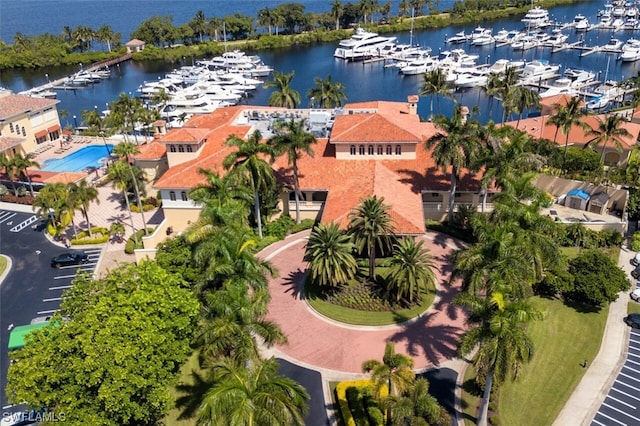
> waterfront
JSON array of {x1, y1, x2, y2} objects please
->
[{"x1": 2, "y1": 0, "x2": 640, "y2": 124}]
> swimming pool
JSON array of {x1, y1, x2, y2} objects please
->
[{"x1": 42, "y1": 145, "x2": 114, "y2": 173}]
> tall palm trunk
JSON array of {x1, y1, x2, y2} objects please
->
[
  {"x1": 562, "y1": 134, "x2": 571, "y2": 176},
  {"x1": 448, "y1": 167, "x2": 458, "y2": 226},
  {"x1": 368, "y1": 242, "x2": 375, "y2": 281},
  {"x1": 292, "y1": 159, "x2": 301, "y2": 224},
  {"x1": 127, "y1": 162, "x2": 148, "y2": 235},
  {"x1": 477, "y1": 370, "x2": 494, "y2": 426},
  {"x1": 254, "y1": 192, "x2": 263, "y2": 238},
  {"x1": 122, "y1": 189, "x2": 138, "y2": 244},
  {"x1": 83, "y1": 210, "x2": 93, "y2": 237},
  {"x1": 599, "y1": 139, "x2": 609, "y2": 164}
]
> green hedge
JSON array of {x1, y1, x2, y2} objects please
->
[{"x1": 124, "y1": 228, "x2": 155, "y2": 254}]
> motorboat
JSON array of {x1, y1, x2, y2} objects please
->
[
  {"x1": 454, "y1": 68, "x2": 489, "y2": 88},
  {"x1": 586, "y1": 95, "x2": 611, "y2": 111},
  {"x1": 521, "y1": 7, "x2": 551, "y2": 28},
  {"x1": 602, "y1": 37, "x2": 623, "y2": 51},
  {"x1": 445, "y1": 31, "x2": 468, "y2": 44},
  {"x1": 493, "y1": 29, "x2": 511, "y2": 43},
  {"x1": 539, "y1": 77, "x2": 577, "y2": 97},
  {"x1": 471, "y1": 33, "x2": 495, "y2": 46},
  {"x1": 574, "y1": 14, "x2": 590, "y2": 31},
  {"x1": 545, "y1": 30, "x2": 569, "y2": 47},
  {"x1": 620, "y1": 38, "x2": 640, "y2": 60},
  {"x1": 612, "y1": 17, "x2": 625, "y2": 28},
  {"x1": 519, "y1": 59, "x2": 561, "y2": 83},
  {"x1": 624, "y1": 18, "x2": 639, "y2": 30},
  {"x1": 333, "y1": 27, "x2": 396, "y2": 60},
  {"x1": 400, "y1": 55, "x2": 437, "y2": 75},
  {"x1": 563, "y1": 68, "x2": 597, "y2": 87},
  {"x1": 487, "y1": 58, "x2": 525, "y2": 74},
  {"x1": 159, "y1": 92, "x2": 223, "y2": 117},
  {"x1": 205, "y1": 50, "x2": 262, "y2": 69},
  {"x1": 512, "y1": 35, "x2": 538, "y2": 50},
  {"x1": 436, "y1": 49, "x2": 479, "y2": 70},
  {"x1": 470, "y1": 26, "x2": 493, "y2": 44}
]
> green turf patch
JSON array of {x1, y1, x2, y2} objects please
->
[
  {"x1": 305, "y1": 268, "x2": 436, "y2": 326},
  {"x1": 0, "y1": 256, "x2": 7, "y2": 278},
  {"x1": 559, "y1": 246, "x2": 620, "y2": 262},
  {"x1": 497, "y1": 297, "x2": 608, "y2": 426},
  {"x1": 629, "y1": 301, "x2": 640, "y2": 315},
  {"x1": 165, "y1": 351, "x2": 203, "y2": 426}
]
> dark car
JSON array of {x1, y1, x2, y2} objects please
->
[
  {"x1": 624, "y1": 313, "x2": 640, "y2": 329},
  {"x1": 50, "y1": 252, "x2": 88, "y2": 268},
  {"x1": 631, "y1": 265, "x2": 640, "y2": 279}
]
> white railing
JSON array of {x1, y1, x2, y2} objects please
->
[{"x1": 422, "y1": 202, "x2": 494, "y2": 212}]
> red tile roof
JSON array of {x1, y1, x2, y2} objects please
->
[
  {"x1": 0, "y1": 136, "x2": 25, "y2": 152},
  {"x1": 159, "y1": 127, "x2": 210, "y2": 143},
  {"x1": 135, "y1": 141, "x2": 166, "y2": 160},
  {"x1": 508, "y1": 114, "x2": 640, "y2": 149},
  {"x1": 330, "y1": 114, "x2": 422, "y2": 143},
  {"x1": 0, "y1": 94, "x2": 59, "y2": 120}
]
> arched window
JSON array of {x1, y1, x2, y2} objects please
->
[
  {"x1": 350, "y1": 145, "x2": 356, "y2": 155},
  {"x1": 377, "y1": 145, "x2": 383, "y2": 155},
  {"x1": 359, "y1": 145, "x2": 365, "y2": 155},
  {"x1": 186, "y1": 145, "x2": 193, "y2": 153},
  {"x1": 181, "y1": 191, "x2": 188, "y2": 201},
  {"x1": 368, "y1": 145, "x2": 374, "y2": 155},
  {"x1": 386, "y1": 145, "x2": 392, "y2": 155},
  {"x1": 395, "y1": 145, "x2": 402, "y2": 155},
  {"x1": 169, "y1": 145, "x2": 176, "y2": 153},
  {"x1": 169, "y1": 191, "x2": 176, "y2": 201},
  {"x1": 178, "y1": 144, "x2": 185, "y2": 152}
]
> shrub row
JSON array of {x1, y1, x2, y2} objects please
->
[
  {"x1": 335, "y1": 380, "x2": 373, "y2": 426},
  {"x1": 70, "y1": 227, "x2": 109, "y2": 245},
  {"x1": 124, "y1": 228, "x2": 155, "y2": 254},
  {"x1": 0, "y1": 193, "x2": 34, "y2": 205},
  {"x1": 263, "y1": 216, "x2": 315, "y2": 240}
]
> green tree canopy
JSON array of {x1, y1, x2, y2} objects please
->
[
  {"x1": 6, "y1": 262, "x2": 200, "y2": 426},
  {"x1": 566, "y1": 250, "x2": 630, "y2": 308}
]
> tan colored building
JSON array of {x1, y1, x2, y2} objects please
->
[
  {"x1": 135, "y1": 99, "x2": 489, "y2": 261},
  {"x1": 0, "y1": 91, "x2": 61, "y2": 158}
]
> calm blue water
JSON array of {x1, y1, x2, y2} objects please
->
[
  {"x1": 42, "y1": 144, "x2": 114, "y2": 172},
  {"x1": 2, "y1": 0, "x2": 638, "y2": 124}
]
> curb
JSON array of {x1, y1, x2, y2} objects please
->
[{"x1": 0, "y1": 254, "x2": 13, "y2": 287}]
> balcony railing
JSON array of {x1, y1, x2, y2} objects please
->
[{"x1": 422, "y1": 202, "x2": 494, "y2": 212}]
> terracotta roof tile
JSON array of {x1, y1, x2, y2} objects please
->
[
  {"x1": 0, "y1": 94, "x2": 59, "y2": 120},
  {"x1": 0, "y1": 136, "x2": 25, "y2": 152},
  {"x1": 159, "y1": 127, "x2": 210, "y2": 143},
  {"x1": 331, "y1": 114, "x2": 421, "y2": 143},
  {"x1": 42, "y1": 171, "x2": 86, "y2": 184},
  {"x1": 135, "y1": 141, "x2": 166, "y2": 160}
]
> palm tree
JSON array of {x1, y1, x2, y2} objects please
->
[
  {"x1": 67, "y1": 180, "x2": 99, "y2": 237},
  {"x1": 264, "y1": 70, "x2": 301, "y2": 109},
  {"x1": 545, "y1": 96, "x2": 590, "y2": 174},
  {"x1": 223, "y1": 131, "x2": 276, "y2": 238},
  {"x1": 362, "y1": 342, "x2": 415, "y2": 422},
  {"x1": 307, "y1": 75, "x2": 347, "y2": 108},
  {"x1": 95, "y1": 24, "x2": 118, "y2": 52},
  {"x1": 108, "y1": 221, "x2": 125, "y2": 243},
  {"x1": 195, "y1": 282, "x2": 286, "y2": 365},
  {"x1": 426, "y1": 106, "x2": 482, "y2": 226},
  {"x1": 398, "y1": 0, "x2": 411, "y2": 17},
  {"x1": 420, "y1": 68, "x2": 454, "y2": 118},
  {"x1": 331, "y1": 0, "x2": 344, "y2": 30},
  {"x1": 507, "y1": 86, "x2": 540, "y2": 128},
  {"x1": 305, "y1": 222, "x2": 357, "y2": 287},
  {"x1": 190, "y1": 10, "x2": 207, "y2": 42},
  {"x1": 32, "y1": 183, "x2": 68, "y2": 231},
  {"x1": 10, "y1": 153, "x2": 40, "y2": 198},
  {"x1": 383, "y1": 378, "x2": 449, "y2": 426},
  {"x1": 348, "y1": 195, "x2": 395, "y2": 281},
  {"x1": 257, "y1": 7, "x2": 276, "y2": 35},
  {"x1": 194, "y1": 357, "x2": 309, "y2": 426},
  {"x1": 457, "y1": 293, "x2": 543, "y2": 426},
  {"x1": 386, "y1": 237, "x2": 436, "y2": 304},
  {"x1": 108, "y1": 160, "x2": 138, "y2": 244},
  {"x1": 585, "y1": 114, "x2": 632, "y2": 165},
  {"x1": 152, "y1": 88, "x2": 171, "y2": 121},
  {"x1": 112, "y1": 142, "x2": 149, "y2": 235},
  {"x1": 268, "y1": 119, "x2": 316, "y2": 224},
  {"x1": 0, "y1": 154, "x2": 14, "y2": 194}
]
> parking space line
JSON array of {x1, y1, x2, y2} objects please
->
[
  {"x1": 601, "y1": 401, "x2": 639, "y2": 422},
  {"x1": 42, "y1": 297, "x2": 62, "y2": 302},
  {"x1": 594, "y1": 409, "x2": 627, "y2": 425},
  {"x1": 611, "y1": 386, "x2": 640, "y2": 403},
  {"x1": 613, "y1": 378, "x2": 640, "y2": 395},
  {"x1": 626, "y1": 358, "x2": 640, "y2": 368},
  {"x1": 621, "y1": 364, "x2": 640, "y2": 375},
  {"x1": 0, "y1": 212, "x2": 16, "y2": 224},
  {"x1": 9, "y1": 215, "x2": 37, "y2": 232},
  {"x1": 605, "y1": 394, "x2": 635, "y2": 409},
  {"x1": 48, "y1": 285, "x2": 72, "y2": 290},
  {"x1": 36, "y1": 309, "x2": 59, "y2": 315},
  {"x1": 53, "y1": 275, "x2": 78, "y2": 280},
  {"x1": 591, "y1": 418, "x2": 607, "y2": 426}
]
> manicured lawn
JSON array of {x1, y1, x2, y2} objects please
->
[
  {"x1": 560, "y1": 246, "x2": 620, "y2": 262},
  {"x1": 629, "y1": 301, "x2": 640, "y2": 315},
  {"x1": 498, "y1": 297, "x2": 608, "y2": 426},
  {"x1": 165, "y1": 351, "x2": 202, "y2": 426},
  {"x1": 305, "y1": 271, "x2": 436, "y2": 326},
  {"x1": 0, "y1": 256, "x2": 7, "y2": 278}
]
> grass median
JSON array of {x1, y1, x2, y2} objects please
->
[
  {"x1": 0, "y1": 256, "x2": 7, "y2": 278},
  {"x1": 461, "y1": 296, "x2": 608, "y2": 425}
]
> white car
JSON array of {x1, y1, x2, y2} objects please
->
[
  {"x1": 631, "y1": 288, "x2": 640, "y2": 302},
  {"x1": 632, "y1": 252, "x2": 640, "y2": 266}
]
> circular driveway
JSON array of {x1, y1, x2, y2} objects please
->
[{"x1": 261, "y1": 230, "x2": 468, "y2": 374}]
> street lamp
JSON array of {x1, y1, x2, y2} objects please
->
[
  {"x1": 73, "y1": 115, "x2": 78, "y2": 133},
  {"x1": 45, "y1": 73, "x2": 50, "y2": 85}
]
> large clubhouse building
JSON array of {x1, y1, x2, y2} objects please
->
[{"x1": 134, "y1": 98, "x2": 493, "y2": 260}]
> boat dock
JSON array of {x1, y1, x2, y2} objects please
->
[{"x1": 29, "y1": 53, "x2": 132, "y2": 94}]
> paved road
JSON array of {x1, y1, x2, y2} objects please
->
[
  {"x1": 277, "y1": 359, "x2": 327, "y2": 426},
  {"x1": 0, "y1": 209, "x2": 101, "y2": 416}
]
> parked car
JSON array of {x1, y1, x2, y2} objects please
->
[
  {"x1": 623, "y1": 313, "x2": 640, "y2": 329},
  {"x1": 631, "y1": 265, "x2": 640, "y2": 279},
  {"x1": 633, "y1": 252, "x2": 640, "y2": 266},
  {"x1": 50, "y1": 252, "x2": 88, "y2": 268},
  {"x1": 631, "y1": 288, "x2": 640, "y2": 302},
  {"x1": 30, "y1": 316, "x2": 52, "y2": 324}
]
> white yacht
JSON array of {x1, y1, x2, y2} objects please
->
[
  {"x1": 573, "y1": 14, "x2": 590, "y2": 31},
  {"x1": 493, "y1": 29, "x2": 511, "y2": 43},
  {"x1": 563, "y1": 68, "x2": 597, "y2": 87},
  {"x1": 453, "y1": 68, "x2": 489, "y2": 88},
  {"x1": 522, "y1": 7, "x2": 551, "y2": 28},
  {"x1": 602, "y1": 37, "x2": 623, "y2": 51},
  {"x1": 470, "y1": 26, "x2": 493, "y2": 43},
  {"x1": 586, "y1": 95, "x2": 611, "y2": 110},
  {"x1": 487, "y1": 58, "x2": 525, "y2": 74},
  {"x1": 205, "y1": 50, "x2": 261, "y2": 69},
  {"x1": 400, "y1": 55, "x2": 437, "y2": 75},
  {"x1": 160, "y1": 92, "x2": 222, "y2": 117},
  {"x1": 620, "y1": 38, "x2": 640, "y2": 61},
  {"x1": 545, "y1": 29, "x2": 569, "y2": 47},
  {"x1": 445, "y1": 31, "x2": 468, "y2": 44},
  {"x1": 334, "y1": 27, "x2": 396, "y2": 60},
  {"x1": 519, "y1": 59, "x2": 561, "y2": 83}
]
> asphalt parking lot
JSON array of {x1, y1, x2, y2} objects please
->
[{"x1": 0, "y1": 209, "x2": 102, "y2": 415}]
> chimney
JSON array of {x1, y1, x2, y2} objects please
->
[{"x1": 407, "y1": 95, "x2": 419, "y2": 115}]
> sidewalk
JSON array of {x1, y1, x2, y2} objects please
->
[{"x1": 553, "y1": 246, "x2": 633, "y2": 425}]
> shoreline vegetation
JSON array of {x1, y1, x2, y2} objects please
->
[{"x1": 1, "y1": 0, "x2": 583, "y2": 71}]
